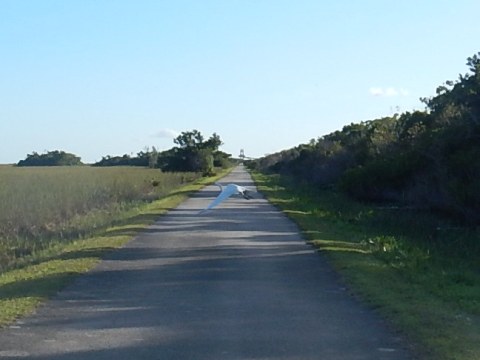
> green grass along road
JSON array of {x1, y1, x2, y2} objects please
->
[
  {"x1": 251, "y1": 171, "x2": 480, "y2": 360},
  {"x1": 1, "y1": 168, "x2": 479, "y2": 360},
  {"x1": 0, "y1": 169, "x2": 231, "y2": 327}
]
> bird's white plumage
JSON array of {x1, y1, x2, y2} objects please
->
[{"x1": 200, "y1": 183, "x2": 254, "y2": 213}]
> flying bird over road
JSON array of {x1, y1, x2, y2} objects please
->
[{"x1": 200, "y1": 183, "x2": 254, "y2": 213}]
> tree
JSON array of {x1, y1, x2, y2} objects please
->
[
  {"x1": 252, "y1": 52, "x2": 480, "y2": 223},
  {"x1": 17, "y1": 151, "x2": 83, "y2": 166},
  {"x1": 148, "y1": 146, "x2": 159, "y2": 169},
  {"x1": 198, "y1": 149, "x2": 214, "y2": 176},
  {"x1": 167, "y1": 130, "x2": 228, "y2": 173},
  {"x1": 203, "y1": 132, "x2": 223, "y2": 151},
  {"x1": 174, "y1": 130, "x2": 204, "y2": 149},
  {"x1": 92, "y1": 129, "x2": 231, "y2": 174}
]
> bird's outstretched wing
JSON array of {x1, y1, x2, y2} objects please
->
[
  {"x1": 199, "y1": 183, "x2": 258, "y2": 213},
  {"x1": 199, "y1": 185, "x2": 237, "y2": 213}
]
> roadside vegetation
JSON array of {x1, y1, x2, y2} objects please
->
[
  {"x1": 0, "y1": 166, "x2": 201, "y2": 272},
  {"x1": 0, "y1": 166, "x2": 232, "y2": 326},
  {"x1": 251, "y1": 53, "x2": 480, "y2": 226},
  {"x1": 251, "y1": 172, "x2": 479, "y2": 360},
  {"x1": 0, "y1": 128, "x2": 235, "y2": 326},
  {"x1": 246, "y1": 52, "x2": 480, "y2": 360},
  {"x1": 18, "y1": 129, "x2": 232, "y2": 175}
]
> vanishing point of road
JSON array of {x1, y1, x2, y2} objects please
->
[{"x1": 0, "y1": 166, "x2": 415, "y2": 359}]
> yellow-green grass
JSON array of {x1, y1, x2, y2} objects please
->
[
  {"x1": 251, "y1": 171, "x2": 480, "y2": 360},
  {"x1": 0, "y1": 166, "x2": 202, "y2": 271},
  {"x1": 0, "y1": 235, "x2": 129, "y2": 325},
  {"x1": 0, "y1": 167, "x2": 232, "y2": 327}
]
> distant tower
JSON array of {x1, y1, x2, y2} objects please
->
[{"x1": 239, "y1": 149, "x2": 245, "y2": 160}]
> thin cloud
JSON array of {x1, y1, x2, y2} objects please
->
[
  {"x1": 369, "y1": 87, "x2": 409, "y2": 97},
  {"x1": 369, "y1": 87, "x2": 384, "y2": 96},
  {"x1": 153, "y1": 128, "x2": 180, "y2": 139}
]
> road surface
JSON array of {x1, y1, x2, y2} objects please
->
[{"x1": 0, "y1": 166, "x2": 415, "y2": 359}]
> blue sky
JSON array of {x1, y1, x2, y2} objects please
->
[{"x1": 1, "y1": 0, "x2": 479, "y2": 163}]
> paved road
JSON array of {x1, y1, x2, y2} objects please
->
[{"x1": 0, "y1": 166, "x2": 415, "y2": 359}]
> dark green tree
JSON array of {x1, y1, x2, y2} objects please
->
[
  {"x1": 174, "y1": 130, "x2": 204, "y2": 149},
  {"x1": 167, "y1": 130, "x2": 228, "y2": 173},
  {"x1": 17, "y1": 151, "x2": 83, "y2": 166},
  {"x1": 253, "y1": 52, "x2": 480, "y2": 223}
]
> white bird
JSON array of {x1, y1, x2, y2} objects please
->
[{"x1": 200, "y1": 182, "x2": 254, "y2": 213}]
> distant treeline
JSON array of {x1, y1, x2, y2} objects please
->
[
  {"x1": 17, "y1": 130, "x2": 234, "y2": 174},
  {"x1": 250, "y1": 53, "x2": 480, "y2": 224},
  {"x1": 17, "y1": 150, "x2": 82, "y2": 167}
]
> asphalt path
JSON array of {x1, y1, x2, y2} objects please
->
[{"x1": 0, "y1": 166, "x2": 415, "y2": 359}]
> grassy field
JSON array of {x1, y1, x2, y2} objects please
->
[
  {"x1": 251, "y1": 171, "x2": 480, "y2": 360},
  {"x1": 0, "y1": 166, "x2": 231, "y2": 326},
  {"x1": 0, "y1": 166, "x2": 201, "y2": 271}
]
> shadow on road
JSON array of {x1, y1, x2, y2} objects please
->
[{"x1": 0, "y1": 166, "x2": 414, "y2": 360}]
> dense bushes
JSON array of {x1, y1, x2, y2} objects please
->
[
  {"x1": 252, "y1": 52, "x2": 480, "y2": 224},
  {"x1": 17, "y1": 151, "x2": 83, "y2": 166},
  {"x1": 158, "y1": 131, "x2": 232, "y2": 174},
  {"x1": 19, "y1": 130, "x2": 234, "y2": 174},
  {"x1": 93, "y1": 130, "x2": 233, "y2": 174}
]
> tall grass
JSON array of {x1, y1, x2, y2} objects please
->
[{"x1": 0, "y1": 166, "x2": 200, "y2": 270}]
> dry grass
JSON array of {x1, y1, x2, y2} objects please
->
[
  {"x1": 0, "y1": 166, "x2": 200, "y2": 270},
  {"x1": 0, "y1": 166, "x2": 232, "y2": 326}
]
